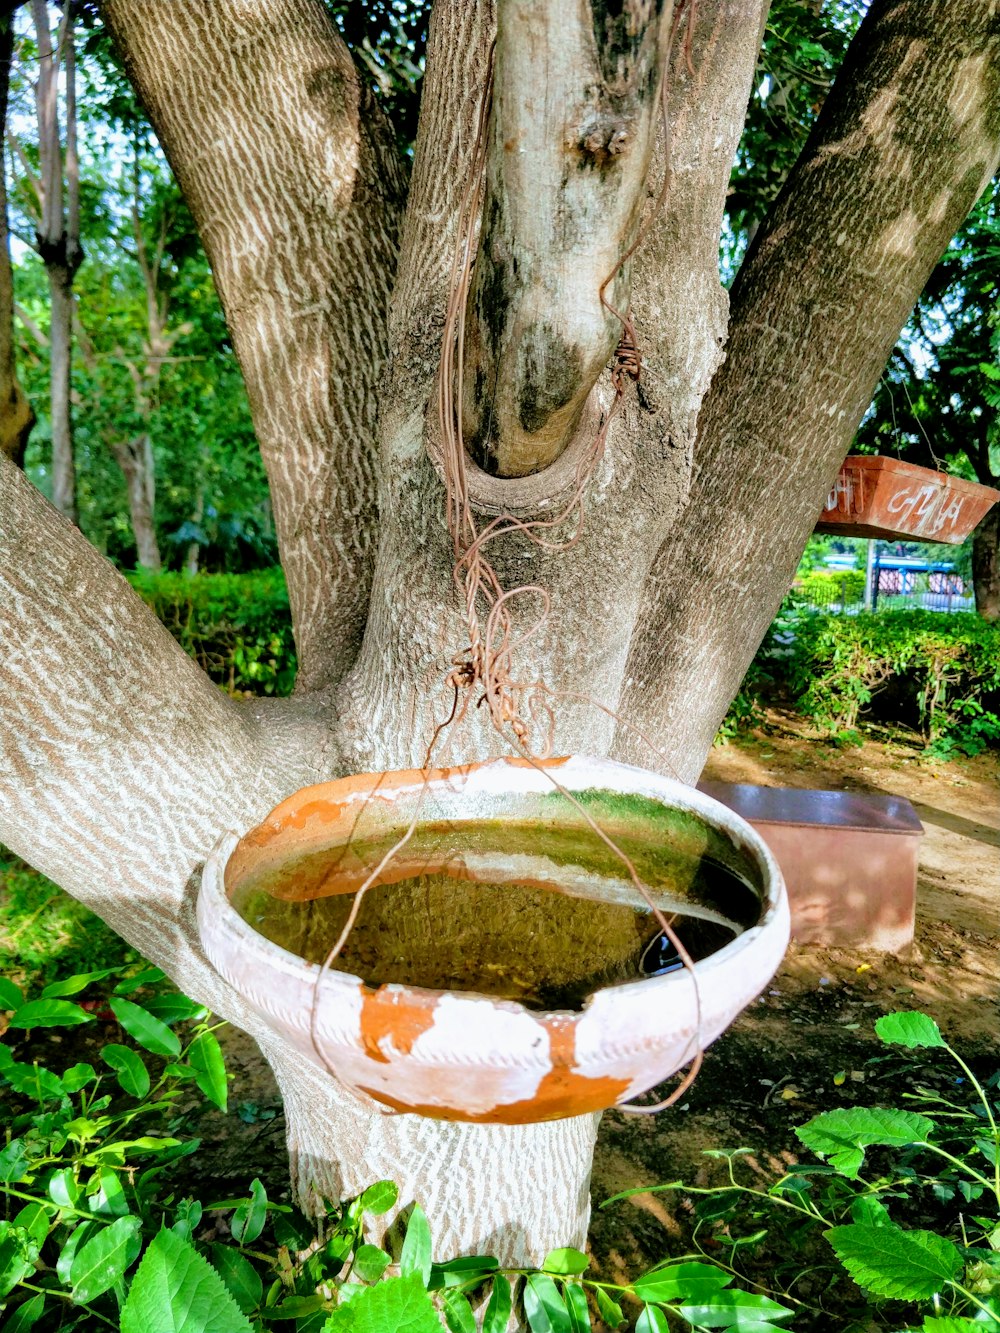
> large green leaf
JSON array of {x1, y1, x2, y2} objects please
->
[
  {"x1": 7, "y1": 999, "x2": 94, "y2": 1029},
  {"x1": 137, "y1": 993, "x2": 208, "y2": 1024},
  {"x1": 543, "y1": 1247, "x2": 590, "y2": 1276},
  {"x1": 70, "y1": 1214, "x2": 142, "y2": 1302},
  {"x1": 208, "y1": 1246, "x2": 263, "y2": 1315},
  {"x1": 109, "y1": 998, "x2": 182, "y2": 1058},
  {"x1": 13, "y1": 1202, "x2": 51, "y2": 1250},
  {"x1": 399, "y1": 1205, "x2": 432, "y2": 1285},
  {"x1": 0, "y1": 1139, "x2": 30, "y2": 1183},
  {"x1": 323, "y1": 1273, "x2": 442, "y2": 1332},
  {"x1": 796, "y1": 1107, "x2": 935, "y2": 1178},
  {"x1": 442, "y1": 1290, "x2": 477, "y2": 1333},
  {"x1": 101, "y1": 1044, "x2": 151, "y2": 1099},
  {"x1": 634, "y1": 1262, "x2": 732, "y2": 1304},
  {"x1": 524, "y1": 1273, "x2": 572, "y2": 1333},
  {"x1": 675, "y1": 1291, "x2": 794, "y2": 1327},
  {"x1": 921, "y1": 1320, "x2": 993, "y2": 1332},
  {"x1": 1, "y1": 1059, "x2": 65, "y2": 1101},
  {"x1": 120, "y1": 1228, "x2": 254, "y2": 1333},
  {"x1": 230, "y1": 1178, "x2": 267, "y2": 1245},
  {"x1": 875, "y1": 1012, "x2": 947, "y2": 1050},
  {"x1": 87, "y1": 1167, "x2": 130, "y2": 1217},
  {"x1": 41, "y1": 968, "x2": 122, "y2": 998},
  {"x1": 1, "y1": 1290, "x2": 45, "y2": 1332},
  {"x1": 429, "y1": 1254, "x2": 499, "y2": 1289},
  {"x1": 595, "y1": 1287, "x2": 625, "y2": 1329},
  {"x1": 0, "y1": 1220, "x2": 37, "y2": 1297},
  {"x1": 358, "y1": 1181, "x2": 398, "y2": 1217},
  {"x1": 353, "y1": 1245, "x2": 391, "y2": 1283},
  {"x1": 188, "y1": 1031, "x2": 228, "y2": 1112},
  {"x1": 563, "y1": 1282, "x2": 592, "y2": 1332},
  {"x1": 0, "y1": 977, "x2": 24, "y2": 1010},
  {"x1": 826, "y1": 1223, "x2": 963, "y2": 1300},
  {"x1": 636, "y1": 1308, "x2": 669, "y2": 1333},
  {"x1": 482, "y1": 1275, "x2": 513, "y2": 1333}
]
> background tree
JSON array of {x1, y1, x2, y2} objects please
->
[
  {"x1": 0, "y1": 9, "x2": 34, "y2": 467},
  {"x1": 860, "y1": 177, "x2": 1000, "y2": 618},
  {"x1": 18, "y1": 0, "x2": 83, "y2": 520},
  {"x1": 2, "y1": 0, "x2": 1000, "y2": 1280}
]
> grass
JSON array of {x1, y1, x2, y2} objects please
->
[{"x1": 0, "y1": 845, "x2": 137, "y2": 990}]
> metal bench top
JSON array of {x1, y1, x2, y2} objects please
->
[{"x1": 697, "y1": 781, "x2": 924, "y2": 836}]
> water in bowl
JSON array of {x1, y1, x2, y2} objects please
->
[{"x1": 232, "y1": 858, "x2": 755, "y2": 1012}]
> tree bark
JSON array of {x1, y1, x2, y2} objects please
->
[
  {"x1": 32, "y1": 0, "x2": 82, "y2": 521},
  {"x1": 110, "y1": 432, "x2": 161, "y2": 571},
  {"x1": 972, "y1": 505, "x2": 1000, "y2": 619},
  {"x1": 462, "y1": 0, "x2": 675, "y2": 476},
  {"x1": 0, "y1": 14, "x2": 33, "y2": 467}
]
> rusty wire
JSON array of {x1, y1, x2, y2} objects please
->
[{"x1": 309, "y1": 2, "x2": 709, "y2": 1117}]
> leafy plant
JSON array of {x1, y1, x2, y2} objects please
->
[
  {"x1": 605, "y1": 1011, "x2": 1000, "y2": 1332},
  {"x1": 126, "y1": 568, "x2": 297, "y2": 696},
  {"x1": 721, "y1": 608, "x2": 1000, "y2": 755}
]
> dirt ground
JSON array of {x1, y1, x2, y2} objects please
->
[
  {"x1": 193, "y1": 715, "x2": 999, "y2": 1311},
  {"x1": 588, "y1": 710, "x2": 1000, "y2": 1306}
]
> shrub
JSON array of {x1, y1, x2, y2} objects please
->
[
  {"x1": 795, "y1": 569, "x2": 865, "y2": 607},
  {"x1": 609, "y1": 1011, "x2": 1000, "y2": 1333},
  {"x1": 787, "y1": 610, "x2": 1000, "y2": 753},
  {"x1": 719, "y1": 608, "x2": 1000, "y2": 756},
  {"x1": 127, "y1": 568, "x2": 297, "y2": 696},
  {"x1": 0, "y1": 850, "x2": 135, "y2": 990}
]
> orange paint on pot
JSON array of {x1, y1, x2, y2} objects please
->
[
  {"x1": 358, "y1": 985, "x2": 438, "y2": 1065},
  {"x1": 357, "y1": 1010, "x2": 628, "y2": 1123}
]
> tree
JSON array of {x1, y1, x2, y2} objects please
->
[
  {"x1": 0, "y1": 10, "x2": 34, "y2": 466},
  {"x1": 861, "y1": 175, "x2": 1000, "y2": 617},
  {"x1": 19, "y1": 0, "x2": 83, "y2": 520},
  {"x1": 2, "y1": 0, "x2": 999, "y2": 1276}
]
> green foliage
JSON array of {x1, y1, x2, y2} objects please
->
[
  {"x1": 795, "y1": 569, "x2": 866, "y2": 608},
  {"x1": 787, "y1": 610, "x2": 1000, "y2": 752},
  {"x1": 126, "y1": 568, "x2": 296, "y2": 696},
  {"x1": 604, "y1": 1011, "x2": 1000, "y2": 1332},
  {"x1": 0, "y1": 849, "x2": 136, "y2": 992},
  {"x1": 725, "y1": 0, "x2": 865, "y2": 271}
]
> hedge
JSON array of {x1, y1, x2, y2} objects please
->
[
  {"x1": 127, "y1": 567, "x2": 296, "y2": 696},
  {"x1": 723, "y1": 608, "x2": 1000, "y2": 757},
  {"x1": 794, "y1": 569, "x2": 865, "y2": 606}
]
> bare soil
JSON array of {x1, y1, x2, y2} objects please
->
[{"x1": 588, "y1": 710, "x2": 1000, "y2": 1318}]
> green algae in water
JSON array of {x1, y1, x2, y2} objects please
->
[{"x1": 233, "y1": 861, "x2": 758, "y2": 1012}]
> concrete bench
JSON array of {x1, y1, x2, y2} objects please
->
[{"x1": 697, "y1": 782, "x2": 924, "y2": 952}]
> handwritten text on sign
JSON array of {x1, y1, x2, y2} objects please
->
[{"x1": 822, "y1": 466, "x2": 966, "y2": 539}]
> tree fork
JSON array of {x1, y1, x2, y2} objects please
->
[
  {"x1": 616, "y1": 0, "x2": 1000, "y2": 774},
  {"x1": 462, "y1": 0, "x2": 675, "y2": 477}
]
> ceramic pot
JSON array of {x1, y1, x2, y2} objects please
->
[
  {"x1": 198, "y1": 756, "x2": 789, "y2": 1123},
  {"x1": 816, "y1": 455, "x2": 999, "y2": 545}
]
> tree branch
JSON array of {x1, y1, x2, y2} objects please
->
[
  {"x1": 461, "y1": 0, "x2": 674, "y2": 477},
  {"x1": 616, "y1": 0, "x2": 1000, "y2": 777},
  {"x1": 101, "y1": 0, "x2": 407, "y2": 693},
  {"x1": 0, "y1": 452, "x2": 335, "y2": 1013}
]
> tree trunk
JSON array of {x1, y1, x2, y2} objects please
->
[
  {"x1": 1, "y1": 0, "x2": 996, "y2": 1296},
  {"x1": 972, "y1": 505, "x2": 1000, "y2": 619},
  {"x1": 47, "y1": 266, "x2": 76, "y2": 520},
  {"x1": 0, "y1": 15, "x2": 34, "y2": 467},
  {"x1": 33, "y1": 0, "x2": 82, "y2": 521},
  {"x1": 111, "y1": 433, "x2": 162, "y2": 571}
]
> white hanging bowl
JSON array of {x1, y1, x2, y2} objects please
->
[{"x1": 198, "y1": 756, "x2": 789, "y2": 1123}]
